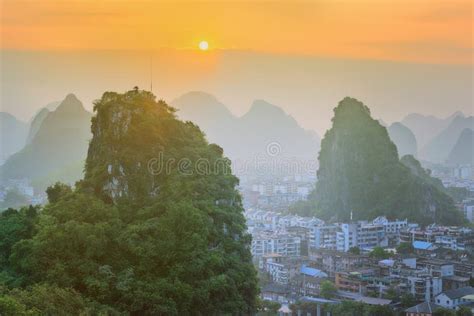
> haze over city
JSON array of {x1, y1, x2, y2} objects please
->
[{"x1": 1, "y1": 1, "x2": 473, "y2": 315}]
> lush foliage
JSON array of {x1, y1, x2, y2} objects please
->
[
  {"x1": 257, "y1": 299, "x2": 281, "y2": 315},
  {"x1": 0, "y1": 206, "x2": 38, "y2": 287},
  {"x1": 326, "y1": 301, "x2": 395, "y2": 316},
  {"x1": 400, "y1": 293, "x2": 417, "y2": 308},
  {"x1": 0, "y1": 284, "x2": 118, "y2": 316},
  {"x1": 396, "y1": 242, "x2": 414, "y2": 254},
  {"x1": 446, "y1": 186, "x2": 470, "y2": 203},
  {"x1": 348, "y1": 246, "x2": 360, "y2": 255},
  {"x1": 369, "y1": 247, "x2": 390, "y2": 259},
  {"x1": 320, "y1": 280, "x2": 337, "y2": 299},
  {"x1": 455, "y1": 306, "x2": 474, "y2": 316},
  {"x1": 0, "y1": 89, "x2": 258, "y2": 315}
]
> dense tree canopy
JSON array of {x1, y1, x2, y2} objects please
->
[{"x1": 0, "y1": 89, "x2": 258, "y2": 315}]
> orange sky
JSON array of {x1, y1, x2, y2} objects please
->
[{"x1": 1, "y1": 0, "x2": 473, "y2": 64}]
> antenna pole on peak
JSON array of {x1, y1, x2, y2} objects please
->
[{"x1": 150, "y1": 53, "x2": 153, "y2": 93}]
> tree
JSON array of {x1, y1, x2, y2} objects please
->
[
  {"x1": 0, "y1": 284, "x2": 116, "y2": 315},
  {"x1": 456, "y1": 306, "x2": 473, "y2": 316},
  {"x1": 433, "y1": 307, "x2": 456, "y2": 316},
  {"x1": 349, "y1": 246, "x2": 360, "y2": 255},
  {"x1": 0, "y1": 206, "x2": 38, "y2": 287},
  {"x1": 320, "y1": 280, "x2": 337, "y2": 299},
  {"x1": 290, "y1": 301, "x2": 320, "y2": 315},
  {"x1": 327, "y1": 301, "x2": 366, "y2": 316},
  {"x1": 383, "y1": 286, "x2": 398, "y2": 301},
  {"x1": 258, "y1": 299, "x2": 281, "y2": 315},
  {"x1": 446, "y1": 187, "x2": 469, "y2": 203},
  {"x1": 400, "y1": 293, "x2": 416, "y2": 308},
  {"x1": 45, "y1": 182, "x2": 72, "y2": 204},
  {"x1": 365, "y1": 304, "x2": 395, "y2": 316},
  {"x1": 369, "y1": 247, "x2": 390, "y2": 259},
  {"x1": 396, "y1": 242, "x2": 414, "y2": 254}
]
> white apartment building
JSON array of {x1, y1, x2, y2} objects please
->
[
  {"x1": 336, "y1": 223, "x2": 358, "y2": 252},
  {"x1": 464, "y1": 204, "x2": 474, "y2": 223},
  {"x1": 310, "y1": 225, "x2": 338, "y2": 250},
  {"x1": 372, "y1": 216, "x2": 408, "y2": 234},
  {"x1": 357, "y1": 222, "x2": 387, "y2": 250},
  {"x1": 251, "y1": 232, "x2": 301, "y2": 257},
  {"x1": 335, "y1": 222, "x2": 387, "y2": 252}
]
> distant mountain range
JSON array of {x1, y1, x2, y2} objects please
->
[
  {"x1": 2, "y1": 91, "x2": 320, "y2": 191},
  {"x1": 401, "y1": 111, "x2": 464, "y2": 149},
  {"x1": 172, "y1": 92, "x2": 320, "y2": 162},
  {"x1": 420, "y1": 115, "x2": 474, "y2": 164},
  {"x1": 387, "y1": 122, "x2": 417, "y2": 157},
  {"x1": 2, "y1": 90, "x2": 471, "y2": 195},
  {"x1": 447, "y1": 128, "x2": 474, "y2": 165},
  {"x1": 400, "y1": 111, "x2": 473, "y2": 164},
  {"x1": 0, "y1": 94, "x2": 92, "y2": 190},
  {"x1": 0, "y1": 113, "x2": 28, "y2": 163},
  {"x1": 26, "y1": 108, "x2": 50, "y2": 144}
]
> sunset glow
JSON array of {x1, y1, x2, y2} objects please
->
[
  {"x1": 199, "y1": 41, "x2": 209, "y2": 51},
  {"x1": 1, "y1": 0, "x2": 472, "y2": 64}
]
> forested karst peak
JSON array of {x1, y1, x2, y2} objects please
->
[{"x1": 297, "y1": 97, "x2": 465, "y2": 225}]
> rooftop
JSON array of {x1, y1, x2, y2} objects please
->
[
  {"x1": 413, "y1": 241, "x2": 434, "y2": 250},
  {"x1": 355, "y1": 296, "x2": 392, "y2": 306},
  {"x1": 405, "y1": 301, "x2": 442, "y2": 313},
  {"x1": 300, "y1": 265, "x2": 328, "y2": 278},
  {"x1": 438, "y1": 287, "x2": 474, "y2": 299}
]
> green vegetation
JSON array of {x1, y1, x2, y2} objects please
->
[
  {"x1": 369, "y1": 247, "x2": 390, "y2": 260},
  {"x1": 400, "y1": 293, "x2": 416, "y2": 308},
  {"x1": 0, "y1": 206, "x2": 38, "y2": 287},
  {"x1": 325, "y1": 301, "x2": 394, "y2": 316},
  {"x1": 348, "y1": 246, "x2": 360, "y2": 255},
  {"x1": 456, "y1": 306, "x2": 474, "y2": 316},
  {"x1": 257, "y1": 299, "x2": 281, "y2": 315},
  {"x1": 320, "y1": 280, "x2": 337, "y2": 299},
  {"x1": 434, "y1": 307, "x2": 456, "y2": 316},
  {"x1": 0, "y1": 284, "x2": 118, "y2": 315},
  {"x1": 295, "y1": 97, "x2": 465, "y2": 225},
  {"x1": 446, "y1": 187, "x2": 470, "y2": 204},
  {"x1": 0, "y1": 89, "x2": 258, "y2": 315},
  {"x1": 0, "y1": 190, "x2": 29, "y2": 210},
  {"x1": 396, "y1": 242, "x2": 415, "y2": 254}
]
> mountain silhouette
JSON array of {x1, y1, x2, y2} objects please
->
[
  {"x1": 401, "y1": 111, "x2": 464, "y2": 149},
  {"x1": 447, "y1": 128, "x2": 474, "y2": 165},
  {"x1": 387, "y1": 122, "x2": 417, "y2": 157},
  {"x1": 0, "y1": 94, "x2": 92, "y2": 190},
  {"x1": 26, "y1": 108, "x2": 50, "y2": 144},
  {"x1": 310, "y1": 97, "x2": 464, "y2": 225},
  {"x1": 0, "y1": 112, "x2": 28, "y2": 163},
  {"x1": 420, "y1": 115, "x2": 474, "y2": 163},
  {"x1": 172, "y1": 92, "x2": 320, "y2": 162}
]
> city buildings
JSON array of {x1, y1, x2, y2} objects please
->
[{"x1": 247, "y1": 209, "x2": 474, "y2": 314}]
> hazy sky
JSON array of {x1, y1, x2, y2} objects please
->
[{"x1": 1, "y1": 0, "x2": 472, "y2": 134}]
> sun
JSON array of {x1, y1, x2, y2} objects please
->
[{"x1": 199, "y1": 41, "x2": 209, "y2": 51}]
